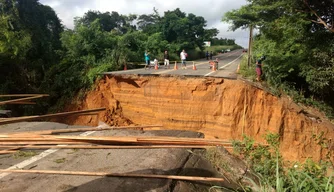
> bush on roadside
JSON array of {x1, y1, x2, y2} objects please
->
[
  {"x1": 231, "y1": 134, "x2": 333, "y2": 191},
  {"x1": 238, "y1": 55, "x2": 256, "y2": 80}
]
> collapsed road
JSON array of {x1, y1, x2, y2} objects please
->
[{"x1": 0, "y1": 49, "x2": 333, "y2": 191}]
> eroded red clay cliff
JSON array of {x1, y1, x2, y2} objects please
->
[{"x1": 65, "y1": 75, "x2": 334, "y2": 162}]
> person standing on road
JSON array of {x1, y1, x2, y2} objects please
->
[
  {"x1": 210, "y1": 51, "x2": 213, "y2": 60},
  {"x1": 144, "y1": 51, "x2": 150, "y2": 70},
  {"x1": 214, "y1": 58, "x2": 219, "y2": 69},
  {"x1": 180, "y1": 49, "x2": 187, "y2": 69},
  {"x1": 164, "y1": 50, "x2": 170, "y2": 69},
  {"x1": 154, "y1": 58, "x2": 159, "y2": 69},
  {"x1": 256, "y1": 59, "x2": 263, "y2": 81},
  {"x1": 206, "y1": 51, "x2": 209, "y2": 60}
]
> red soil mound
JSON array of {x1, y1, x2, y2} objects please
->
[{"x1": 63, "y1": 75, "x2": 334, "y2": 162}]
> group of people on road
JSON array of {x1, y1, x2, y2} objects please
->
[
  {"x1": 206, "y1": 51, "x2": 213, "y2": 60},
  {"x1": 144, "y1": 49, "x2": 266, "y2": 81},
  {"x1": 144, "y1": 49, "x2": 188, "y2": 70}
]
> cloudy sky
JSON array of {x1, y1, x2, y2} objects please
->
[{"x1": 40, "y1": 0, "x2": 249, "y2": 47}]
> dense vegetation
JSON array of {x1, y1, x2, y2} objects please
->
[
  {"x1": 206, "y1": 133, "x2": 333, "y2": 191},
  {"x1": 224, "y1": 0, "x2": 334, "y2": 118},
  {"x1": 222, "y1": 2, "x2": 334, "y2": 188},
  {"x1": 211, "y1": 37, "x2": 237, "y2": 46},
  {"x1": 233, "y1": 134, "x2": 333, "y2": 191},
  {"x1": 0, "y1": 0, "x2": 239, "y2": 114}
]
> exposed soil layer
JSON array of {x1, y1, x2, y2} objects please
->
[{"x1": 65, "y1": 75, "x2": 334, "y2": 162}]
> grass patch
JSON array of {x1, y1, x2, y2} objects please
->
[
  {"x1": 54, "y1": 158, "x2": 66, "y2": 164},
  {"x1": 67, "y1": 148, "x2": 80, "y2": 154},
  {"x1": 281, "y1": 85, "x2": 334, "y2": 120},
  {"x1": 230, "y1": 134, "x2": 333, "y2": 191},
  {"x1": 206, "y1": 148, "x2": 233, "y2": 174},
  {"x1": 13, "y1": 151, "x2": 37, "y2": 158},
  {"x1": 238, "y1": 55, "x2": 256, "y2": 80},
  {"x1": 206, "y1": 133, "x2": 333, "y2": 191}
]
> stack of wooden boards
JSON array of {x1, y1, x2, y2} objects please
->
[
  {"x1": 0, "y1": 94, "x2": 105, "y2": 125},
  {"x1": 0, "y1": 94, "x2": 49, "y2": 105},
  {"x1": 0, "y1": 94, "x2": 232, "y2": 182},
  {"x1": 0, "y1": 125, "x2": 233, "y2": 182},
  {"x1": 0, "y1": 125, "x2": 233, "y2": 152}
]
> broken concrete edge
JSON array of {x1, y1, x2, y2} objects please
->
[
  {"x1": 98, "y1": 73, "x2": 238, "y2": 80},
  {"x1": 0, "y1": 110, "x2": 12, "y2": 118},
  {"x1": 171, "y1": 149, "x2": 239, "y2": 192},
  {"x1": 147, "y1": 130, "x2": 258, "y2": 191}
]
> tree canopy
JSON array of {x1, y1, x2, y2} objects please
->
[
  {"x1": 224, "y1": 0, "x2": 334, "y2": 115},
  {"x1": 0, "y1": 0, "x2": 62, "y2": 93},
  {"x1": 1, "y1": 1, "x2": 240, "y2": 115}
]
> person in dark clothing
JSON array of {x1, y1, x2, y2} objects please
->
[
  {"x1": 256, "y1": 59, "x2": 263, "y2": 81},
  {"x1": 164, "y1": 50, "x2": 170, "y2": 69},
  {"x1": 210, "y1": 51, "x2": 213, "y2": 60},
  {"x1": 206, "y1": 51, "x2": 209, "y2": 60}
]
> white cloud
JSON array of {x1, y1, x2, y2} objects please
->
[{"x1": 40, "y1": 0, "x2": 249, "y2": 47}]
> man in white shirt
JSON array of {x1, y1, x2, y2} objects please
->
[
  {"x1": 164, "y1": 50, "x2": 170, "y2": 69},
  {"x1": 180, "y1": 49, "x2": 187, "y2": 69}
]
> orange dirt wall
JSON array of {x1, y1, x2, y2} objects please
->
[{"x1": 67, "y1": 75, "x2": 334, "y2": 162}]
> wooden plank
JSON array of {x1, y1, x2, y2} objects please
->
[
  {"x1": 0, "y1": 145, "x2": 32, "y2": 153},
  {"x1": 67, "y1": 112, "x2": 99, "y2": 117},
  {"x1": 6, "y1": 101, "x2": 36, "y2": 105},
  {"x1": 50, "y1": 138, "x2": 211, "y2": 146},
  {"x1": 0, "y1": 169, "x2": 225, "y2": 182},
  {"x1": 137, "y1": 137, "x2": 231, "y2": 143},
  {"x1": 0, "y1": 95, "x2": 47, "y2": 106},
  {"x1": 51, "y1": 135, "x2": 139, "y2": 144},
  {"x1": 0, "y1": 108, "x2": 106, "y2": 125},
  {"x1": 0, "y1": 142, "x2": 89, "y2": 145},
  {"x1": 0, "y1": 140, "x2": 231, "y2": 147},
  {"x1": 0, "y1": 134, "x2": 236, "y2": 147},
  {"x1": 0, "y1": 141, "x2": 234, "y2": 147},
  {"x1": 0, "y1": 150, "x2": 17, "y2": 154},
  {"x1": 0, "y1": 94, "x2": 49, "y2": 98},
  {"x1": 3, "y1": 125, "x2": 163, "y2": 136},
  {"x1": 51, "y1": 135, "x2": 230, "y2": 143},
  {"x1": 0, "y1": 145, "x2": 210, "y2": 149},
  {"x1": 0, "y1": 135, "x2": 231, "y2": 146},
  {"x1": 0, "y1": 138, "x2": 71, "y2": 141}
]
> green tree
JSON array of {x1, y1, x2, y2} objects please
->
[
  {"x1": 145, "y1": 32, "x2": 168, "y2": 59},
  {"x1": 119, "y1": 30, "x2": 148, "y2": 62},
  {"x1": 224, "y1": 0, "x2": 334, "y2": 114},
  {"x1": 0, "y1": 0, "x2": 31, "y2": 58},
  {"x1": 0, "y1": 0, "x2": 62, "y2": 94},
  {"x1": 2, "y1": 5, "x2": 224, "y2": 114},
  {"x1": 161, "y1": 8, "x2": 216, "y2": 50},
  {"x1": 137, "y1": 7, "x2": 161, "y2": 34},
  {"x1": 76, "y1": 10, "x2": 135, "y2": 33}
]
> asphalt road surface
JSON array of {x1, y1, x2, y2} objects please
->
[
  {"x1": 102, "y1": 49, "x2": 244, "y2": 79},
  {"x1": 0, "y1": 122, "x2": 229, "y2": 192},
  {"x1": 0, "y1": 50, "x2": 244, "y2": 191}
]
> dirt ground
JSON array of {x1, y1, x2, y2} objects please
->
[
  {"x1": 61, "y1": 75, "x2": 334, "y2": 163},
  {"x1": 1, "y1": 74, "x2": 333, "y2": 191}
]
